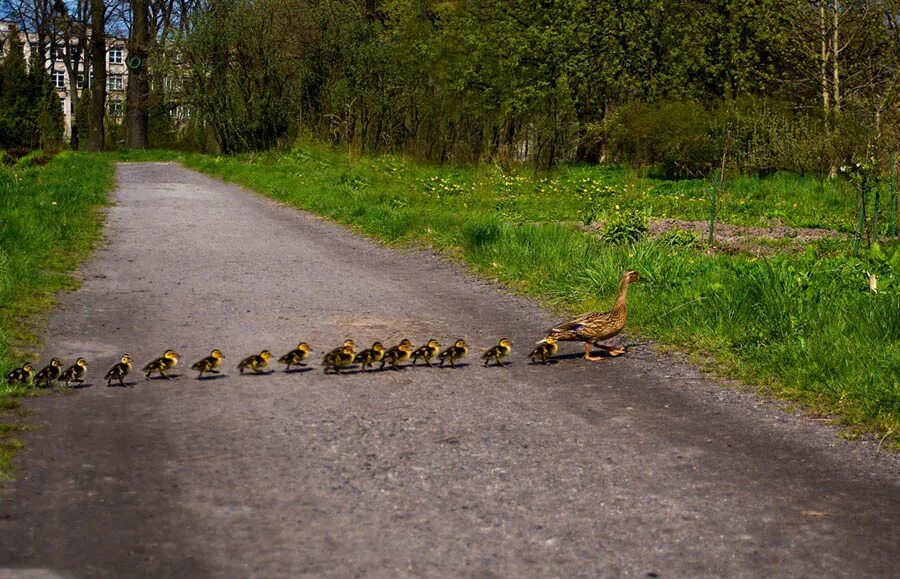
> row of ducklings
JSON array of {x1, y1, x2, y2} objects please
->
[{"x1": 4, "y1": 337, "x2": 561, "y2": 387}]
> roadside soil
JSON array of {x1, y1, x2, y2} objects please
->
[{"x1": 1, "y1": 163, "x2": 897, "y2": 578}]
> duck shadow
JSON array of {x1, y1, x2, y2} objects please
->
[
  {"x1": 239, "y1": 370, "x2": 276, "y2": 377},
  {"x1": 283, "y1": 367, "x2": 314, "y2": 374},
  {"x1": 69, "y1": 382, "x2": 94, "y2": 390},
  {"x1": 145, "y1": 374, "x2": 182, "y2": 381},
  {"x1": 107, "y1": 381, "x2": 139, "y2": 388},
  {"x1": 437, "y1": 363, "x2": 471, "y2": 370},
  {"x1": 197, "y1": 373, "x2": 228, "y2": 381},
  {"x1": 528, "y1": 359, "x2": 560, "y2": 366}
]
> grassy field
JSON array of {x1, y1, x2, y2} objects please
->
[
  {"x1": 162, "y1": 144, "x2": 899, "y2": 445},
  {"x1": 0, "y1": 152, "x2": 113, "y2": 479}
]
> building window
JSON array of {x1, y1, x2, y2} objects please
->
[
  {"x1": 76, "y1": 73, "x2": 84, "y2": 89},
  {"x1": 0, "y1": 40, "x2": 5, "y2": 56},
  {"x1": 49, "y1": 44, "x2": 61, "y2": 60},
  {"x1": 51, "y1": 69, "x2": 66, "y2": 89},
  {"x1": 108, "y1": 46, "x2": 123, "y2": 64},
  {"x1": 109, "y1": 100, "x2": 123, "y2": 118},
  {"x1": 108, "y1": 73, "x2": 123, "y2": 91}
]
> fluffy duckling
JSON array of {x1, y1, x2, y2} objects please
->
[
  {"x1": 279, "y1": 342, "x2": 311, "y2": 371},
  {"x1": 411, "y1": 339, "x2": 441, "y2": 367},
  {"x1": 34, "y1": 357, "x2": 64, "y2": 387},
  {"x1": 528, "y1": 337, "x2": 559, "y2": 365},
  {"x1": 59, "y1": 358, "x2": 89, "y2": 387},
  {"x1": 191, "y1": 349, "x2": 225, "y2": 378},
  {"x1": 325, "y1": 339, "x2": 356, "y2": 358},
  {"x1": 438, "y1": 339, "x2": 469, "y2": 368},
  {"x1": 482, "y1": 338, "x2": 512, "y2": 367},
  {"x1": 104, "y1": 354, "x2": 134, "y2": 387},
  {"x1": 323, "y1": 345, "x2": 356, "y2": 374},
  {"x1": 238, "y1": 350, "x2": 274, "y2": 374},
  {"x1": 142, "y1": 349, "x2": 180, "y2": 380},
  {"x1": 5, "y1": 362, "x2": 34, "y2": 386},
  {"x1": 354, "y1": 342, "x2": 386, "y2": 371},
  {"x1": 381, "y1": 339, "x2": 413, "y2": 371}
]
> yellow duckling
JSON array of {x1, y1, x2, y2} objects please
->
[
  {"x1": 142, "y1": 349, "x2": 181, "y2": 380},
  {"x1": 325, "y1": 339, "x2": 356, "y2": 358},
  {"x1": 191, "y1": 349, "x2": 225, "y2": 378},
  {"x1": 5, "y1": 362, "x2": 34, "y2": 386},
  {"x1": 482, "y1": 338, "x2": 512, "y2": 367},
  {"x1": 104, "y1": 354, "x2": 134, "y2": 387},
  {"x1": 381, "y1": 339, "x2": 413, "y2": 371},
  {"x1": 34, "y1": 357, "x2": 64, "y2": 387},
  {"x1": 411, "y1": 339, "x2": 441, "y2": 367},
  {"x1": 528, "y1": 337, "x2": 558, "y2": 365},
  {"x1": 279, "y1": 342, "x2": 311, "y2": 371},
  {"x1": 238, "y1": 350, "x2": 274, "y2": 374},
  {"x1": 59, "y1": 358, "x2": 89, "y2": 387},
  {"x1": 354, "y1": 341, "x2": 386, "y2": 371},
  {"x1": 323, "y1": 345, "x2": 356, "y2": 374},
  {"x1": 438, "y1": 339, "x2": 468, "y2": 368}
]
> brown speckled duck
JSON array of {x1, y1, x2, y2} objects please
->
[{"x1": 546, "y1": 270, "x2": 640, "y2": 361}]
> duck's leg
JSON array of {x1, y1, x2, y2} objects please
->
[
  {"x1": 584, "y1": 343, "x2": 604, "y2": 361},
  {"x1": 593, "y1": 343, "x2": 626, "y2": 356}
]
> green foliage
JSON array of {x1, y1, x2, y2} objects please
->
[
  {"x1": 0, "y1": 32, "x2": 64, "y2": 150},
  {"x1": 599, "y1": 209, "x2": 649, "y2": 245},
  {"x1": 177, "y1": 0, "x2": 896, "y2": 170},
  {"x1": 185, "y1": 0, "x2": 309, "y2": 152}
]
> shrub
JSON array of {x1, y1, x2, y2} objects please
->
[{"x1": 599, "y1": 209, "x2": 648, "y2": 244}]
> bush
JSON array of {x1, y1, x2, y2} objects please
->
[
  {"x1": 606, "y1": 101, "x2": 720, "y2": 179},
  {"x1": 599, "y1": 209, "x2": 648, "y2": 244}
]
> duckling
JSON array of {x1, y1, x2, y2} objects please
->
[
  {"x1": 323, "y1": 345, "x2": 356, "y2": 374},
  {"x1": 59, "y1": 358, "x2": 89, "y2": 387},
  {"x1": 142, "y1": 349, "x2": 180, "y2": 380},
  {"x1": 191, "y1": 349, "x2": 225, "y2": 378},
  {"x1": 34, "y1": 357, "x2": 64, "y2": 387},
  {"x1": 5, "y1": 362, "x2": 34, "y2": 386},
  {"x1": 381, "y1": 339, "x2": 413, "y2": 370},
  {"x1": 104, "y1": 354, "x2": 133, "y2": 387},
  {"x1": 411, "y1": 339, "x2": 441, "y2": 367},
  {"x1": 528, "y1": 337, "x2": 558, "y2": 365},
  {"x1": 325, "y1": 339, "x2": 356, "y2": 358},
  {"x1": 354, "y1": 341, "x2": 386, "y2": 371},
  {"x1": 438, "y1": 339, "x2": 469, "y2": 368},
  {"x1": 238, "y1": 350, "x2": 274, "y2": 374},
  {"x1": 279, "y1": 342, "x2": 311, "y2": 371},
  {"x1": 482, "y1": 338, "x2": 512, "y2": 367}
]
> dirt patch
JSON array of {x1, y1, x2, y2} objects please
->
[{"x1": 578, "y1": 218, "x2": 845, "y2": 255}]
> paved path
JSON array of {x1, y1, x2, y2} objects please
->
[{"x1": 1, "y1": 163, "x2": 898, "y2": 578}]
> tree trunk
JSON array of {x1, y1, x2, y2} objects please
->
[
  {"x1": 87, "y1": 0, "x2": 106, "y2": 152},
  {"x1": 820, "y1": 1, "x2": 830, "y2": 115},
  {"x1": 832, "y1": 0, "x2": 841, "y2": 114},
  {"x1": 126, "y1": 0, "x2": 150, "y2": 149}
]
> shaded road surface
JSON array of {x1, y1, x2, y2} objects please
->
[{"x1": 2, "y1": 163, "x2": 898, "y2": 578}]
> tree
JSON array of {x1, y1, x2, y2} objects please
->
[
  {"x1": 126, "y1": 0, "x2": 149, "y2": 148},
  {"x1": 86, "y1": 0, "x2": 105, "y2": 151}
]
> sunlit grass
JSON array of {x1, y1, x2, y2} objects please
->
[{"x1": 0, "y1": 151, "x2": 113, "y2": 478}]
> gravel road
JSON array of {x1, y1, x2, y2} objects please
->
[{"x1": 1, "y1": 162, "x2": 898, "y2": 578}]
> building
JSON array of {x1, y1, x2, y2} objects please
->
[{"x1": 0, "y1": 21, "x2": 128, "y2": 137}]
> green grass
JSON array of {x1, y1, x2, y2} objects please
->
[
  {"x1": 173, "y1": 143, "x2": 899, "y2": 445},
  {"x1": 0, "y1": 151, "x2": 113, "y2": 479}
]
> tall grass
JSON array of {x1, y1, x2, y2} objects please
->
[
  {"x1": 183, "y1": 143, "x2": 900, "y2": 443},
  {"x1": 0, "y1": 151, "x2": 113, "y2": 478}
]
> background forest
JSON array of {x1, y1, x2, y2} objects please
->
[{"x1": 1, "y1": 0, "x2": 898, "y2": 176}]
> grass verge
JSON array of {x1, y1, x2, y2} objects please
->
[
  {"x1": 0, "y1": 151, "x2": 114, "y2": 479},
  {"x1": 172, "y1": 143, "x2": 898, "y2": 446}
]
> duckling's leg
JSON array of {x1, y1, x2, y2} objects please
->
[{"x1": 584, "y1": 343, "x2": 604, "y2": 361}]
